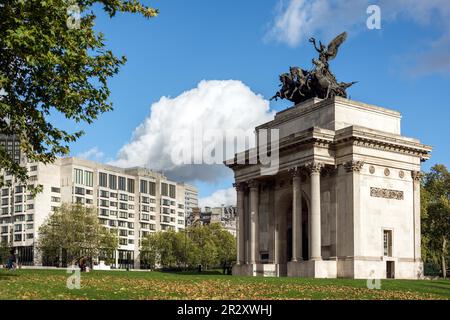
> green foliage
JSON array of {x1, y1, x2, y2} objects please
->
[
  {"x1": 140, "y1": 224, "x2": 236, "y2": 270},
  {"x1": 0, "y1": 0, "x2": 157, "y2": 188},
  {"x1": 37, "y1": 203, "x2": 118, "y2": 264},
  {"x1": 421, "y1": 164, "x2": 450, "y2": 277},
  {"x1": 0, "y1": 240, "x2": 12, "y2": 265}
]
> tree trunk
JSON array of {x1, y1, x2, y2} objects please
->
[{"x1": 442, "y1": 236, "x2": 447, "y2": 279}]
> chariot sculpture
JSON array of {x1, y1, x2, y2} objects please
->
[{"x1": 271, "y1": 32, "x2": 357, "y2": 104}]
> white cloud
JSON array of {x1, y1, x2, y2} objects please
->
[
  {"x1": 199, "y1": 187, "x2": 236, "y2": 209},
  {"x1": 77, "y1": 147, "x2": 105, "y2": 162},
  {"x1": 265, "y1": 0, "x2": 450, "y2": 76},
  {"x1": 112, "y1": 80, "x2": 275, "y2": 183}
]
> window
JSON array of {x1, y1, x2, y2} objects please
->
[
  {"x1": 74, "y1": 169, "x2": 83, "y2": 184},
  {"x1": 84, "y1": 171, "x2": 93, "y2": 187},
  {"x1": 119, "y1": 238, "x2": 127, "y2": 245},
  {"x1": 30, "y1": 165, "x2": 38, "y2": 171},
  {"x1": 169, "y1": 184, "x2": 176, "y2": 199},
  {"x1": 110, "y1": 210, "x2": 117, "y2": 217},
  {"x1": 51, "y1": 197, "x2": 60, "y2": 203},
  {"x1": 142, "y1": 205, "x2": 149, "y2": 212},
  {"x1": 383, "y1": 230, "x2": 393, "y2": 257},
  {"x1": 26, "y1": 223, "x2": 33, "y2": 230},
  {"x1": 27, "y1": 204, "x2": 34, "y2": 210},
  {"x1": 51, "y1": 187, "x2": 60, "y2": 193},
  {"x1": 99, "y1": 172, "x2": 108, "y2": 187},
  {"x1": 14, "y1": 234, "x2": 22, "y2": 241},
  {"x1": 128, "y1": 222, "x2": 134, "y2": 229},
  {"x1": 161, "y1": 183, "x2": 168, "y2": 196},
  {"x1": 15, "y1": 186, "x2": 24, "y2": 193},
  {"x1": 119, "y1": 211, "x2": 128, "y2": 219},
  {"x1": 86, "y1": 199, "x2": 93, "y2": 205},
  {"x1": 14, "y1": 215, "x2": 25, "y2": 222},
  {"x1": 140, "y1": 180, "x2": 148, "y2": 194},
  {"x1": 141, "y1": 214, "x2": 150, "y2": 221},
  {"x1": 119, "y1": 203, "x2": 128, "y2": 210},
  {"x1": 14, "y1": 224, "x2": 22, "y2": 232},
  {"x1": 14, "y1": 205, "x2": 23, "y2": 213},
  {"x1": 100, "y1": 190, "x2": 109, "y2": 198},
  {"x1": 1, "y1": 208, "x2": 8, "y2": 215},
  {"x1": 29, "y1": 175, "x2": 38, "y2": 182},
  {"x1": 149, "y1": 182, "x2": 156, "y2": 196},
  {"x1": 1, "y1": 189, "x2": 9, "y2": 196},
  {"x1": 74, "y1": 187, "x2": 85, "y2": 195},
  {"x1": 100, "y1": 209, "x2": 109, "y2": 216},
  {"x1": 26, "y1": 214, "x2": 33, "y2": 221},
  {"x1": 75, "y1": 197, "x2": 84, "y2": 204},
  {"x1": 109, "y1": 174, "x2": 117, "y2": 190},
  {"x1": 2, "y1": 198, "x2": 9, "y2": 206},
  {"x1": 119, "y1": 194, "x2": 128, "y2": 201},
  {"x1": 141, "y1": 196, "x2": 149, "y2": 204},
  {"x1": 85, "y1": 189, "x2": 93, "y2": 195},
  {"x1": 118, "y1": 176, "x2": 126, "y2": 191},
  {"x1": 15, "y1": 195, "x2": 23, "y2": 202},
  {"x1": 127, "y1": 179, "x2": 135, "y2": 193},
  {"x1": 26, "y1": 233, "x2": 33, "y2": 239},
  {"x1": 100, "y1": 199, "x2": 109, "y2": 207}
]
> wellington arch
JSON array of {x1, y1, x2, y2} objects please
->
[{"x1": 226, "y1": 97, "x2": 431, "y2": 279}]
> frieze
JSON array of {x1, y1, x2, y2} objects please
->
[{"x1": 370, "y1": 187, "x2": 404, "y2": 200}]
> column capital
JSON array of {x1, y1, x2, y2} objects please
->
[
  {"x1": 248, "y1": 179, "x2": 260, "y2": 190},
  {"x1": 233, "y1": 182, "x2": 247, "y2": 192},
  {"x1": 305, "y1": 161, "x2": 324, "y2": 175},
  {"x1": 288, "y1": 166, "x2": 303, "y2": 179},
  {"x1": 411, "y1": 170, "x2": 423, "y2": 181},
  {"x1": 343, "y1": 160, "x2": 365, "y2": 173}
]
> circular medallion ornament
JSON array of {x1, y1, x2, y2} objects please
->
[
  {"x1": 369, "y1": 166, "x2": 375, "y2": 174},
  {"x1": 399, "y1": 170, "x2": 405, "y2": 179},
  {"x1": 384, "y1": 168, "x2": 390, "y2": 176}
]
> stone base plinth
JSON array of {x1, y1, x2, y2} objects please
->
[
  {"x1": 287, "y1": 260, "x2": 337, "y2": 278},
  {"x1": 232, "y1": 263, "x2": 286, "y2": 277}
]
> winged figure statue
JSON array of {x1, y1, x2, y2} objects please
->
[{"x1": 271, "y1": 32, "x2": 356, "y2": 105}]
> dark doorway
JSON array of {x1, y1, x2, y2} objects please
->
[
  {"x1": 301, "y1": 198, "x2": 309, "y2": 260},
  {"x1": 287, "y1": 202, "x2": 292, "y2": 262},
  {"x1": 287, "y1": 197, "x2": 309, "y2": 261},
  {"x1": 386, "y1": 261, "x2": 395, "y2": 279}
]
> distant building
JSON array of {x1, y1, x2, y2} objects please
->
[
  {"x1": 190, "y1": 205, "x2": 236, "y2": 237},
  {"x1": 181, "y1": 183, "x2": 198, "y2": 226},
  {"x1": 0, "y1": 156, "x2": 197, "y2": 269}
]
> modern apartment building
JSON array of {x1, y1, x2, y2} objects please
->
[
  {"x1": 0, "y1": 157, "x2": 198, "y2": 268},
  {"x1": 181, "y1": 183, "x2": 199, "y2": 226}
]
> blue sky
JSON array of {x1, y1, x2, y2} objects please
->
[{"x1": 63, "y1": 0, "x2": 450, "y2": 205}]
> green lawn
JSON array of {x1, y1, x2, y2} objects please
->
[{"x1": 0, "y1": 268, "x2": 449, "y2": 300}]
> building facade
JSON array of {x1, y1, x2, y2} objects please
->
[
  {"x1": 228, "y1": 97, "x2": 431, "y2": 279},
  {"x1": 0, "y1": 157, "x2": 198, "y2": 268}
]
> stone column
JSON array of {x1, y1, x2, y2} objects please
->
[
  {"x1": 411, "y1": 171, "x2": 422, "y2": 262},
  {"x1": 234, "y1": 182, "x2": 246, "y2": 265},
  {"x1": 249, "y1": 180, "x2": 260, "y2": 264},
  {"x1": 307, "y1": 162, "x2": 324, "y2": 261},
  {"x1": 290, "y1": 167, "x2": 303, "y2": 262}
]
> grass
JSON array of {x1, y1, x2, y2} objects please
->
[{"x1": 0, "y1": 268, "x2": 449, "y2": 300}]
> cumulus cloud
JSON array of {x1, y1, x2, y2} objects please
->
[
  {"x1": 77, "y1": 147, "x2": 105, "y2": 162},
  {"x1": 199, "y1": 187, "x2": 236, "y2": 209},
  {"x1": 265, "y1": 0, "x2": 450, "y2": 76},
  {"x1": 112, "y1": 80, "x2": 274, "y2": 183}
]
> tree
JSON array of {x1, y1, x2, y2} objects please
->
[
  {"x1": 140, "y1": 224, "x2": 236, "y2": 271},
  {"x1": 208, "y1": 223, "x2": 236, "y2": 267},
  {"x1": 422, "y1": 164, "x2": 450, "y2": 278},
  {"x1": 0, "y1": 240, "x2": 12, "y2": 265},
  {"x1": 37, "y1": 203, "x2": 118, "y2": 266},
  {"x1": 0, "y1": 0, "x2": 158, "y2": 188}
]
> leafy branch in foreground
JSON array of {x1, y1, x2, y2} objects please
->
[{"x1": 0, "y1": 0, "x2": 158, "y2": 188}]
